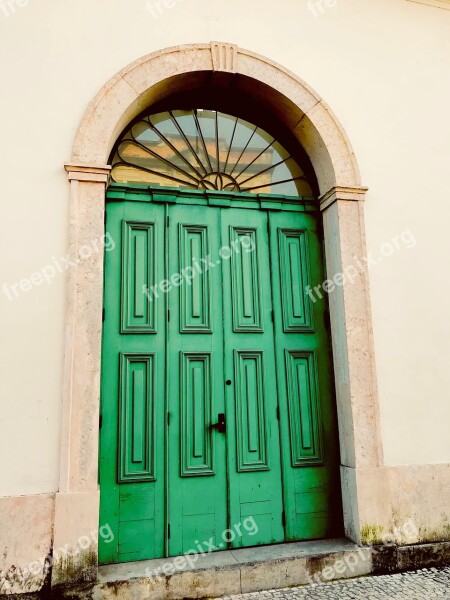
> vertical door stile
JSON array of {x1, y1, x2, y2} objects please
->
[
  {"x1": 164, "y1": 202, "x2": 170, "y2": 557},
  {"x1": 218, "y1": 207, "x2": 232, "y2": 547},
  {"x1": 266, "y1": 211, "x2": 287, "y2": 536}
]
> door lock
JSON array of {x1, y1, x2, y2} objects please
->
[{"x1": 210, "y1": 413, "x2": 226, "y2": 434}]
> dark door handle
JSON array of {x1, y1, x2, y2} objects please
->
[{"x1": 210, "y1": 413, "x2": 226, "y2": 434}]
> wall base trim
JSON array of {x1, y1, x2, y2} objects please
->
[
  {"x1": 341, "y1": 463, "x2": 450, "y2": 546},
  {"x1": 0, "y1": 493, "x2": 55, "y2": 596}
]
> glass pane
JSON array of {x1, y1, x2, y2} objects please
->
[{"x1": 111, "y1": 109, "x2": 314, "y2": 197}]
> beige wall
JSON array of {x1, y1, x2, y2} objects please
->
[{"x1": 0, "y1": 0, "x2": 449, "y2": 500}]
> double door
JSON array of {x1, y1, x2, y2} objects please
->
[{"x1": 99, "y1": 191, "x2": 341, "y2": 564}]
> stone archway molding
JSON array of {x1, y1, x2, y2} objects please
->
[
  {"x1": 71, "y1": 42, "x2": 362, "y2": 195},
  {"x1": 54, "y1": 42, "x2": 383, "y2": 587}
]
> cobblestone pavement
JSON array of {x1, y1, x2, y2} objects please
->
[{"x1": 221, "y1": 567, "x2": 450, "y2": 599}]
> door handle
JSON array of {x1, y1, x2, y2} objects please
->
[{"x1": 210, "y1": 413, "x2": 226, "y2": 434}]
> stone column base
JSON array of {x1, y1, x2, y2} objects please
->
[{"x1": 51, "y1": 490, "x2": 100, "y2": 587}]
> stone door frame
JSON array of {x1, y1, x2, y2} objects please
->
[{"x1": 53, "y1": 42, "x2": 383, "y2": 585}]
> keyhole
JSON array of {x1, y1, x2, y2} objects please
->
[{"x1": 225, "y1": 379, "x2": 232, "y2": 386}]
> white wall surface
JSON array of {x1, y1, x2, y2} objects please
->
[{"x1": 0, "y1": 0, "x2": 449, "y2": 496}]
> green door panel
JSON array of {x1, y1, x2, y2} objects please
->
[
  {"x1": 166, "y1": 204, "x2": 228, "y2": 556},
  {"x1": 268, "y1": 210, "x2": 342, "y2": 541},
  {"x1": 221, "y1": 209, "x2": 284, "y2": 547},
  {"x1": 99, "y1": 187, "x2": 342, "y2": 565},
  {"x1": 100, "y1": 200, "x2": 166, "y2": 563}
]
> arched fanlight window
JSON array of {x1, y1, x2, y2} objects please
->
[{"x1": 111, "y1": 109, "x2": 314, "y2": 197}]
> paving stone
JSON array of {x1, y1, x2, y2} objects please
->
[{"x1": 219, "y1": 565, "x2": 450, "y2": 599}]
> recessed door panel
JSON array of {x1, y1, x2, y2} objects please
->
[
  {"x1": 121, "y1": 221, "x2": 157, "y2": 333},
  {"x1": 277, "y1": 228, "x2": 313, "y2": 332},
  {"x1": 180, "y1": 352, "x2": 214, "y2": 476},
  {"x1": 284, "y1": 350, "x2": 323, "y2": 467},
  {"x1": 118, "y1": 353, "x2": 156, "y2": 482},
  {"x1": 234, "y1": 350, "x2": 269, "y2": 472},
  {"x1": 230, "y1": 227, "x2": 262, "y2": 332},
  {"x1": 179, "y1": 225, "x2": 211, "y2": 332}
]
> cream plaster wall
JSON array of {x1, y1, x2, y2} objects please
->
[{"x1": 0, "y1": 0, "x2": 449, "y2": 498}]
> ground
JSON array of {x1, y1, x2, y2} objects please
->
[{"x1": 220, "y1": 566, "x2": 450, "y2": 599}]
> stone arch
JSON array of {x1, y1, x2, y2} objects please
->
[{"x1": 71, "y1": 42, "x2": 361, "y2": 195}]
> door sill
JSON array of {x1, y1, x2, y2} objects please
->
[{"x1": 96, "y1": 538, "x2": 371, "y2": 598}]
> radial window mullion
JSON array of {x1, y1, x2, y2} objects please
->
[
  {"x1": 234, "y1": 138, "x2": 275, "y2": 180},
  {"x1": 193, "y1": 110, "x2": 214, "y2": 173},
  {"x1": 228, "y1": 126, "x2": 258, "y2": 177},
  {"x1": 169, "y1": 112, "x2": 208, "y2": 176},
  {"x1": 126, "y1": 135, "x2": 201, "y2": 185},
  {"x1": 110, "y1": 109, "x2": 314, "y2": 197},
  {"x1": 147, "y1": 124, "x2": 203, "y2": 184},
  {"x1": 223, "y1": 116, "x2": 239, "y2": 174}
]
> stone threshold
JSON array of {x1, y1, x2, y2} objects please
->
[{"x1": 93, "y1": 538, "x2": 371, "y2": 599}]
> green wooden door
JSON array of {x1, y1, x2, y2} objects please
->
[
  {"x1": 166, "y1": 203, "x2": 228, "y2": 555},
  {"x1": 268, "y1": 210, "x2": 341, "y2": 540},
  {"x1": 220, "y1": 208, "x2": 284, "y2": 547},
  {"x1": 99, "y1": 186, "x2": 341, "y2": 564},
  {"x1": 99, "y1": 199, "x2": 166, "y2": 564}
]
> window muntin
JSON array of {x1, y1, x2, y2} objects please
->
[{"x1": 111, "y1": 109, "x2": 313, "y2": 197}]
